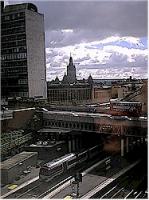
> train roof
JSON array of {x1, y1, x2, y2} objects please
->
[{"x1": 45, "y1": 153, "x2": 76, "y2": 168}]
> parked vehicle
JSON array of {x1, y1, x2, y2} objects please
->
[{"x1": 109, "y1": 101, "x2": 142, "y2": 117}]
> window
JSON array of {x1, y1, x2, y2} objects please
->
[
  {"x1": 49, "y1": 165, "x2": 63, "y2": 175},
  {"x1": 18, "y1": 79, "x2": 28, "y2": 85},
  {"x1": 4, "y1": 15, "x2": 10, "y2": 21},
  {"x1": 18, "y1": 92, "x2": 28, "y2": 97}
]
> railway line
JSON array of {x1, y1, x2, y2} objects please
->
[
  {"x1": 91, "y1": 160, "x2": 147, "y2": 199},
  {"x1": 4, "y1": 169, "x2": 74, "y2": 199},
  {"x1": 3, "y1": 147, "x2": 146, "y2": 199},
  {"x1": 15, "y1": 175, "x2": 73, "y2": 199},
  {"x1": 3, "y1": 147, "x2": 107, "y2": 199}
]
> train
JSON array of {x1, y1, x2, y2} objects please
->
[
  {"x1": 109, "y1": 101, "x2": 142, "y2": 117},
  {"x1": 39, "y1": 144, "x2": 102, "y2": 182}
]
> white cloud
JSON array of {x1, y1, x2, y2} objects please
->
[
  {"x1": 98, "y1": 36, "x2": 144, "y2": 47},
  {"x1": 46, "y1": 36, "x2": 148, "y2": 80},
  {"x1": 61, "y1": 29, "x2": 74, "y2": 33}
]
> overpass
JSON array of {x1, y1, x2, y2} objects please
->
[
  {"x1": 40, "y1": 110, "x2": 147, "y2": 157},
  {"x1": 42, "y1": 111, "x2": 147, "y2": 137}
]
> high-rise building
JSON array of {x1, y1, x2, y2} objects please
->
[
  {"x1": 67, "y1": 55, "x2": 76, "y2": 84},
  {"x1": 1, "y1": 2, "x2": 47, "y2": 99}
]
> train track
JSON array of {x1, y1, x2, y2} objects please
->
[
  {"x1": 94, "y1": 161, "x2": 147, "y2": 199},
  {"x1": 4, "y1": 152, "x2": 146, "y2": 199},
  {"x1": 16, "y1": 175, "x2": 73, "y2": 199},
  {"x1": 4, "y1": 172, "x2": 73, "y2": 199},
  {"x1": 16, "y1": 182, "x2": 43, "y2": 199},
  {"x1": 4, "y1": 152, "x2": 107, "y2": 199}
]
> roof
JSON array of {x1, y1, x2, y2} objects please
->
[
  {"x1": 29, "y1": 141, "x2": 65, "y2": 148},
  {"x1": 1, "y1": 152, "x2": 38, "y2": 170},
  {"x1": 4, "y1": 3, "x2": 38, "y2": 13},
  {"x1": 44, "y1": 110, "x2": 111, "y2": 118},
  {"x1": 14, "y1": 107, "x2": 35, "y2": 112},
  {"x1": 45, "y1": 153, "x2": 75, "y2": 168},
  {"x1": 37, "y1": 128, "x2": 70, "y2": 133}
]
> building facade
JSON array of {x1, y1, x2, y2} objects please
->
[
  {"x1": 1, "y1": 3, "x2": 47, "y2": 99},
  {"x1": 47, "y1": 83, "x2": 92, "y2": 105},
  {"x1": 92, "y1": 86, "x2": 112, "y2": 103}
]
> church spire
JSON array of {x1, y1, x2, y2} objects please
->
[
  {"x1": 67, "y1": 53, "x2": 76, "y2": 84},
  {"x1": 69, "y1": 52, "x2": 73, "y2": 65}
]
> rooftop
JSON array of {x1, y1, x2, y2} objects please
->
[
  {"x1": 3, "y1": 3, "x2": 38, "y2": 13},
  {"x1": 1, "y1": 151, "x2": 38, "y2": 170}
]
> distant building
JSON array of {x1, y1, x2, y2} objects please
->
[
  {"x1": 1, "y1": 2, "x2": 47, "y2": 99},
  {"x1": 47, "y1": 83, "x2": 92, "y2": 105},
  {"x1": 67, "y1": 55, "x2": 76, "y2": 84},
  {"x1": 47, "y1": 55, "x2": 145, "y2": 106},
  {"x1": 92, "y1": 86, "x2": 112, "y2": 103},
  {"x1": 47, "y1": 55, "x2": 93, "y2": 105}
]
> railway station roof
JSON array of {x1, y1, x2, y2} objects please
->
[{"x1": 1, "y1": 152, "x2": 37, "y2": 170}]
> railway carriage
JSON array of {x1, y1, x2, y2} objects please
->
[
  {"x1": 39, "y1": 144, "x2": 102, "y2": 182},
  {"x1": 39, "y1": 153, "x2": 75, "y2": 181}
]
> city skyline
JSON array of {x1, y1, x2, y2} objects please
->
[{"x1": 5, "y1": 0, "x2": 148, "y2": 80}]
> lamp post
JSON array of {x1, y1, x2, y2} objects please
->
[{"x1": 71, "y1": 172, "x2": 82, "y2": 198}]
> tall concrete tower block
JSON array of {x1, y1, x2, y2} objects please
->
[{"x1": 1, "y1": 3, "x2": 47, "y2": 98}]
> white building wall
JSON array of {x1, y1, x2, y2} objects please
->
[{"x1": 25, "y1": 10, "x2": 47, "y2": 98}]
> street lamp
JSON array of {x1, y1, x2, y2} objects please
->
[{"x1": 70, "y1": 172, "x2": 82, "y2": 198}]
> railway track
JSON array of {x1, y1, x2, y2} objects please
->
[
  {"x1": 4, "y1": 152, "x2": 146, "y2": 199},
  {"x1": 16, "y1": 175, "x2": 73, "y2": 199},
  {"x1": 94, "y1": 161, "x2": 147, "y2": 199},
  {"x1": 4, "y1": 152, "x2": 107, "y2": 199},
  {"x1": 4, "y1": 172, "x2": 73, "y2": 199}
]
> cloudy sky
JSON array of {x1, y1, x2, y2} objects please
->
[{"x1": 6, "y1": 0, "x2": 148, "y2": 80}]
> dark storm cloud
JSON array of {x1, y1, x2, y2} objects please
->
[
  {"x1": 7, "y1": 0, "x2": 147, "y2": 47},
  {"x1": 35, "y1": 1, "x2": 147, "y2": 33},
  {"x1": 36, "y1": 1, "x2": 147, "y2": 47}
]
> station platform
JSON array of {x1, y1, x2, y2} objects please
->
[
  {"x1": 44, "y1": 156, "x2": 131, "y2": 199},
  {"x1": 1, "y1": 166, "x2": 40, "y2": 197}
]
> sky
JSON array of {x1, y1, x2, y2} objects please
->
[{"x1": 5, "y1": 0, "x2": 148, "y2": 80}]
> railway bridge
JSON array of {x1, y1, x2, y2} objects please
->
[{"x1": 40, "y1": 110, "x2": 147, "y2": 157}]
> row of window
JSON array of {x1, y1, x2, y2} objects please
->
[
  {"x1": 111, "y1": 102, "x2": 142, "y2": 107},
  {"x1": 2, "y1": 20, "x2": 25, "y2": 30},
  {"x1": 44, "y1": 120, "x2": 94, "y2": 131},
  {"x1": 44, "y1": 120, "x2": 142, "y2": 134},
  {"x1": 17, "y1": 91, "x2": 28, "y2": 97},
  {"x1": 2, "y1": 40, "x2": 26, "y2": 48},
  {"x1": 2, "y1": 34, "x2": 26, "y2": 42},
  {"x1": 7, "y1": 91, "x2": 29, "y2": 97},
  {"x1": 1, "y1": 88, "x2": 28, "y2": 98},
  {"x1": 2, "y1": 47, "x2": 27, "y2": 54},
  {"x1": 1, "y1": 53, "x2": 27, "y2": 60},
  {"x1": 48, "y1": 89, "x2": 91, "y2": 93},
  {"x1": 2, "y1": 12, "x2": 25, "y2": 22},
  {"x1": 48, "y1": 89, "x2": 91, "y2": 101},
  {"x1": 2, "y1": 60, "x2": 27, "y2": 67},
  {"x1": 1, "y1": 68, "x2": 27, "y2": 75},
  {"x1": 2, "y1": 27, "x2": 25, "y2": 35},
  {"x1": 18, "y1": 79, "x2": 28, "y2": 85}
]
